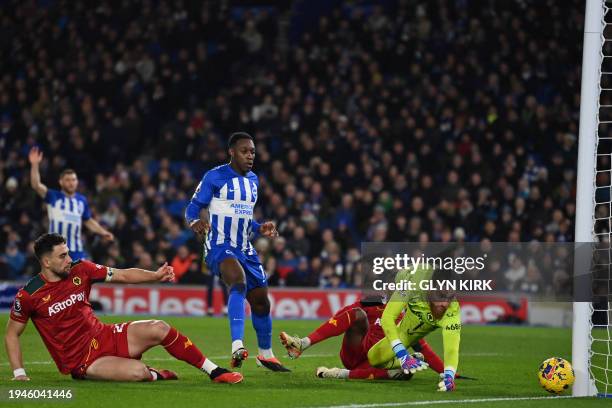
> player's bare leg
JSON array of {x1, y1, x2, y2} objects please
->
[
  {"x1": 219, "y1": 258, "x2": 249, "y2": 368},
  {"x1": 247, "y1": 287, "x2": 290, "y2": 372},
  {"x1": 126, "y1": 320, "x2": 242, "y2": 383},
  {"x1": 85, "y1": 356, "x2": 160, "y2": 381},
  {"x1": 281, "y1": 307, "x2": 368, "y2": 359},
  {"x1": 126, "y1": 320, "x2": 172, "y2": 356}
]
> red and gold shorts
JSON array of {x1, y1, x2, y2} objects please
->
[{"x1": 71, "y1": 322, "x2": 133, "y2": 379}]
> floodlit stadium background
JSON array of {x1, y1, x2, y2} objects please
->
[{"x1": 1, "y1": 1, "x2": 608, "y2": 406}]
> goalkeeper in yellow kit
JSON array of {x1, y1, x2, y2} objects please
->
[{"x1": 367, "y1": 268, "x2": 461, "y2": 392}]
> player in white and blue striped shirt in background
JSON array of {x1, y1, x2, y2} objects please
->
[
  {"x1": 28, "y1": 147, "x2": 114, "y2": 260},
  {"x1": 185, "y1": 132, "x2": 290, "y2": 373}
]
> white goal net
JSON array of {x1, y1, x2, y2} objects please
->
[{"x1": 591, "y1": 0, "x2": 612, "y2": 397}]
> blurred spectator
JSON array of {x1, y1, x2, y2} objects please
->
[
  {"x1": 288, "y1": 226, "x2": 310, "y2": 257},
  {"x1": 3, "y1": 243, "x2": 25, "y2": 279},
  {"x1": 170, "y1": 246, "x2": 198, "y2": 282},
  {"x1": 504, "y1": 254, "x2": 527, "y2": 291}
]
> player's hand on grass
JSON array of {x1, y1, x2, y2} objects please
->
[
  {"x1": 28, "y1": 146, "x2": 43, "y2": 165},
  {"x1": 405, "y1": 354, "x2": 428, "y2": 374},
  {"x1": 437, "y1": 370, "x2": 456, "y2": 392},
  {"x1": 154, "y1": 262, "x2": 175, "y2": 282},
  {"x1": 393, "y1": 342, "x2": 428, "y2": 374},
  {"x1": 189, "y1": 219, "x2": 210, "y2": 241},
  {"x1": 259, "y1": 221, "x2": 279, "y2": 238}
]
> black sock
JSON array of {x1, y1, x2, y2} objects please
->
[
  {"x1": 148, "y1": 367, "x2": 163, "y2": 381},
  {"x1": 209, "y1": 367, "x2": 229, "y2": 380}
]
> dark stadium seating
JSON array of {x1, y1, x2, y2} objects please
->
[{"x1": 0, "y1": 0, "x2": 583, "y2": 290}]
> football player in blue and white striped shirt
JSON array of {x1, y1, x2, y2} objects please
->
[
  {"x1": 29, "y1": 147, "x2": 114, "y2": 260},
  {"x1": 185, "y1": 132, "x2": 289, "y2": 373}
]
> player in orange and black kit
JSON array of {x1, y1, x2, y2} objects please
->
[
  {"x1": 280, "y1": 296, "x2": 446, "y2": 380},
  {"x1": 5, "y1": 233, "x2": 242, "y2": 384}
]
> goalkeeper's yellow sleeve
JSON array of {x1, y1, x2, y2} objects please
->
[
  {"x1": 368, "y1": 293, "x2": 407, "y2": 369},
  {"x1": 439, "y1": 301, "x2": 461, "y2": 372},
  {"x1": 380, "y1": 267, "x2": 430, "y2": 344},
  {"x1": 379, "y1": 268, "x2": 415, "y2": 343},
  {"x1": 380, "y1": 296, "x2": 406, "y2": 344}
]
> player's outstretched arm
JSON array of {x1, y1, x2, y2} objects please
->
[
  {"x1": 5, "y1": 319, "x2": 30, "y2": 381},
  {"x1": 379, "y1": 299, "x2": 425, "y2": 375},
  {"x1": 110, "y1": 262, "x2": 175, "y2": 284},
  {"x1": 84, "y1": 218, "x2": 114, "y2": 241},
  {"x1": 28, "y1": 147, "x2": 48, "y2": 198},
  {"x1": 380, "y1": 292, "x2": 406, "y2": 344},
  {"x1": 437, "y1": 303, "x2": 461, "y2": 391}
]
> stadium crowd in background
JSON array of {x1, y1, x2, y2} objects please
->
[{"x1": 0, "y1": 0, "x2": 583, "y2": 294}]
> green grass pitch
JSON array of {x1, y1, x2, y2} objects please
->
[{"x1": 0, "y1": 313, "x2": 607, "y2": 407}]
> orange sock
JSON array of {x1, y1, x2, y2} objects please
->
[
  {"x1": 308, "y1": 308, "x2": 358, "y2": 345},
  {"x1": 161, "y1": 327, "x2": 206, "y2": 368}
]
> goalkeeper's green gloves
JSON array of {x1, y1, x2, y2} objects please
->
[
  {"x1": 437, "y1": 369, "x2": 456, "y2": 391},
  {"x1": 391, "y1": 340, "x2": 428, "y2": 374}
]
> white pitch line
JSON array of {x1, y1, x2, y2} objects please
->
[
  {"x1": 0, "y1": 353, "x2": 335, "y2": 366},
  {"x1": 305, "y1": 396, "x2": 574, "y2": 408},
  {"x1": 0, "y1": 361, "x2": 54, "y2": 366}
]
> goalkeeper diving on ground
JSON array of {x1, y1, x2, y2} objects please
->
[{"x1": 280, "y1": 267, "x2": 463, "y2": 391}]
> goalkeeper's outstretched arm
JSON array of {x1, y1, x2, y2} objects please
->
[
  {"x1": 380, "y1": 296, "x2": 405, "y2": 344},
  {"x1": 436, "y1": 301, "x2": 461, "y2": 392},
  {"x1": 366, "y1": 283, "x2": 409, "y2": 369},
  {"x1": 439, "y1": 301, "x2": 461, "y2": 373},
  {"x1": 380, "y1": 269, "x2": 414, "y2": 344}
]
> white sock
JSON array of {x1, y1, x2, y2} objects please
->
[
  {"x1": 149, "y1": 370, "x2": 158, "y2": 381},
  {"x1": 301, "y1": 337, "x2": 312, "y2": 349},
  {"x1": 338, "y1": 369, "x2": 350, "y2": 379},
  {"x1": 201, "y1": 358, "x2": 218, "y2": 375},
  {"x1": 259, "y1": 348, "x2": 274, "y2": 359},
  {"x1": 231, "y1": 340, "x2": 244, "y2": 353}
]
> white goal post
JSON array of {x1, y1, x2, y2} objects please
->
[{"x1": 574, "y1": 0, "x2": 606, "y2": 397}]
